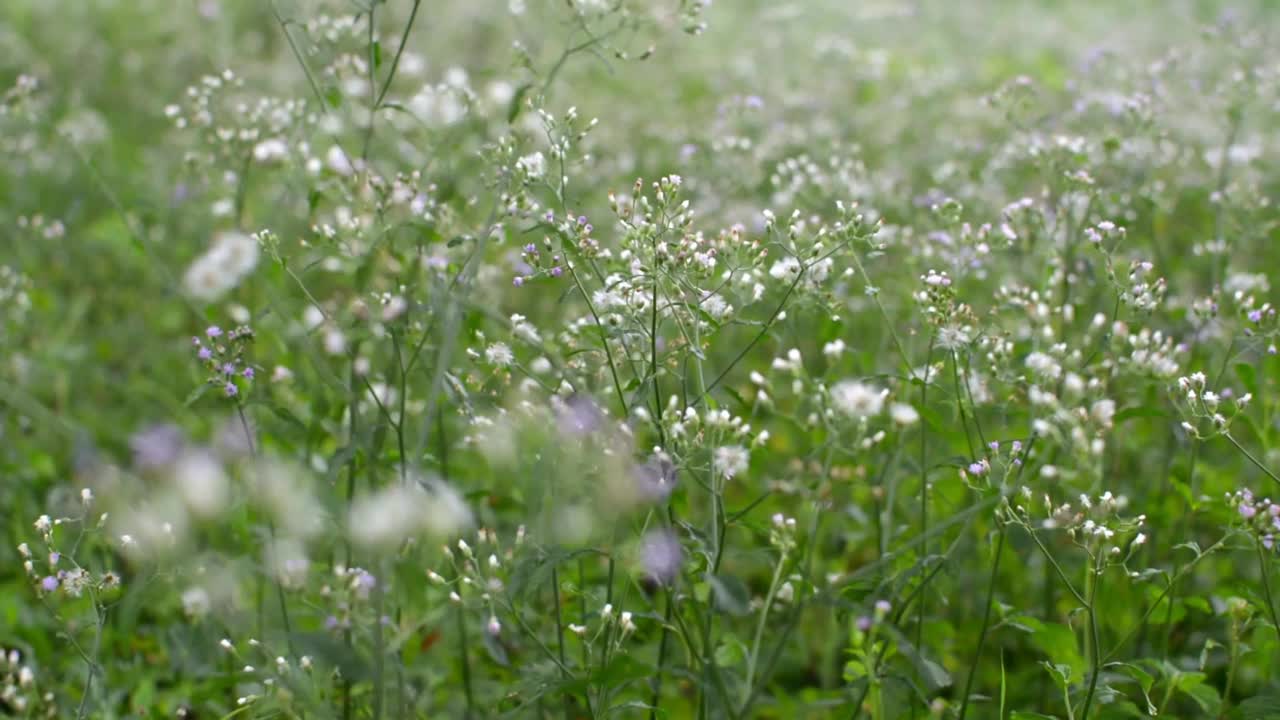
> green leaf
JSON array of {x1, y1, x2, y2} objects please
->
[
  {"x1": 1026, "y1": 619, "x2": 1086, "y2": 679},
  {"x1": 325, "y1": 85, "x2": 343, "y2": 109},
  {"x1": 708, "y1": 573, "x2": 750, "y2": 616},
  {"x1": 1236, "y1": 362, "x2": 1258, "y2": 396},
  {"x1": 714, "y1": 637, "x2": 747, "y2": 667},
  {"x1": 594, "y1": 653, "x2": 653, "y2": 687},
  {"x1": 1234, "y1": 690, "x2": 1280, "y2": 719},
  {"x1": 183, "y1": 382, "x2": 211, "y2": 407},
  {"x1": 1180, "y1": 678, "x2": 1220, "y2": 715},
  {"x1": 881, "y1": 625, "x2": 952, "y2": 692},
  {"x1": 508, "y1": 83, "x2": 532, "y2": 123},
  {"x1": 1040, "y1": 660, "x2": 1073, "y2": 689}
]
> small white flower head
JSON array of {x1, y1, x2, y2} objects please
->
[
  {"x1": 713, "y1": 445, "x2": 749, "y2": 479},
  {"x1": 830, "y1": 380, "x2": 887, "y2": 419},
  {"x1": 484, "y1": 342, "x2": 513, "y2": 367},
  {"x1": 182, "y1": 586, "x2": 212, "y2": 619},
  {"x1": 516, "y1": 151, "x2": 546, "y2": 180},
  {"x1": 776, "y1": 581, "x2": 795, "y2": 604},
  {"x1": 326, "y1": 145, "x2": 354, "y2": 175},
  {"x1": 889, "y1": 402, "x2": 920, "y2": 426}
]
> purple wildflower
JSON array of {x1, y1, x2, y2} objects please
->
[
  {"x1": 224, "y1": 382, "x2": 238, "y2": 397},
  {"x1": 40, "y1": 576, "x2": 58, "y2": 593},
  {"x1": 639, "y1": 529, "x2": 683, "y2": 586},
  {"x1": 221, "y1": 362, "x2": 236, "y2": 376},
  {"x1": 198, "y1": 347, "x2": 213, "y2": 360},
  {"x1": 856, "y1": 616, "x2": 873, "y2": 632},
  {"x1": 556, "y1": 394, "x2": 604, "y2": 436},
  {"x1": 550, "y1": 266, "x2": 563, "y2": 277},
  {"x1": 634, "y1": 453, "x2": 677, "y2": 502},
  {"x1": 130, "y1": 423, "x2": 185, "y2": 469},
  {"x1": 513, "y1": 276, "x2": 525, "y2": 287},
  {"x1": 206, "y1": 326, "x2": 223, "y2": 339},
  {"x1": 242, "y1": 367, "x2": 254, "y2": 380}
]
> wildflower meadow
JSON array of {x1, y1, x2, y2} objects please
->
[{"x1": 4, "y1": 0, "x2": 1280, "y2": 717}]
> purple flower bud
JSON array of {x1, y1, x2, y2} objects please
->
[
  {"x1": 577, "y1": 215, "x2": 587, "y2": 226},
  {"x1": 513, "y1": 276, "x2": 525, "y2": 287},
  {"x1": 40, "y1": 576, "x2": 58, "y2": 593},
  {"x1": 523, "y1": 243, "x2": 537, "y2": 254},
  {"x1": 856, "y1": 615, "x2": 873, "y2": 632},
  {"x1": 1241, "y1": 503, "x2": 1258, "y2": 520},
  {"x1": 49, "y1": 552, "x2": 60, "y2": 565},
  {"x1": 550, "y1": 266, "x2": 563, "y2": 277},
  {"x1": 1249, "y1": 310, "x2": 1263, "y2": 323},
  {"x1": 197, "y1": 347, "x2": 213, "y2": 360}
]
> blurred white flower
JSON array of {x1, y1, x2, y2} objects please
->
[
  {"x1": 830, "y1": 380, "x2": 887, "y2": 418},
  {"x1": 172, "y1": 450, "x2": 229, "y2": 519},
  {"x1": 182, "y1": 231, "x2": 260, "y2": 302},
  {"x1": 349, "y1": 476, "x2": 473, "y2": 550}
]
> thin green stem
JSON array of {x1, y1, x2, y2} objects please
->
[
  {"x1": 1225, "y1": 432, "x2": 1280, "y2": 488},
  {"x1": 1079, "y1": 559, "x2": 1102, "y2": 720},
  {"x1": 915, "y1": 336, "x2": 936, "y2": 659},
  {"x1": 957, "y1": 525, "x2": 1007, "y2": 720},
  {"x1": 741, "y1": 551, "x2": 789, "y2": 711}
]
